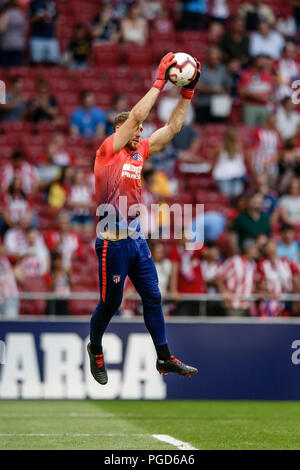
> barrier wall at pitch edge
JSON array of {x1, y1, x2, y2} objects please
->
[{"x1": 1, "y1": 319, "x2": 300, "y2": 400}]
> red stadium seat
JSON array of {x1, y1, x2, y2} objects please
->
[
  {"x1": 2, "y1": 121, "x2": 32, "y2": 134},
  {"x1": 93, "y1": 45, "x2": 122, "y2": 67},
  {"x1": 127, "y1": 49, "x2": 153, "y2": 66},
  {"x1": 194, "y1": 190, "x2": 229, "y2": 206},
  {"x1": 19, "y1": 276, "x2": 48, "y2": 316}
]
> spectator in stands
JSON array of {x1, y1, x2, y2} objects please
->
[
  {"x1": 249, "y1": 19, "x2": 285, "y2": 60},
  {"x1": 226, "y1": 58, "x2": 243, "y2": 97},
  {"x1": 277, "y1": 223, "x2": 300, "y2": 261},
  {"x1": 141, "y1": 109, "x2": 158, "y2": 139},
  {"x1": 216, "y1": 238, "x2": 258, "y2": 316},
  {"x1": 251, "y1": 114, "x2": 281, "y2": 179},
  {"x1": 0, "y1": 76, "x2": 28, "y2": 121},
  {"x1": 0, "y1": 0, "x2": 26, "y2": 67},
  {"x1": 254, "y1": 174, "x2": 278, "y2": 216},
  {"x1": 149, "y1": 145, "x2": 178, "y2": 178},
  {"x1": 172, "y1": 123, "x2": 203, "y2": 163},
  {"x1": 0, "y1": 240, "x2": 19, "y2": 318},
  {"x1": 276, "y1": 12, "x2": 297, "y2": 39},
  {"x1": 276, "y1": 96, "x2": 300, "y2": 141},
  {"x1": 29, "y1": 0, "x2": 60, "y2": 64},
  {"x1": 140, "y1": 0, "x2": 162, "y2": 21},
  {"x1": 278, "y1": 177, "x2": 300, "y2": 225},
  {"x1": 67, "y1": 168, "x2": 94, "y2": 237},
  {"x1": 37, "y1": 141, "x2": 61, "y2": 189},
  {"x1": 158, "y1": 86, "x2": 194, "y2": 126},
  {"x1": 169, "y1": 236, "x2": 206, "y2": 316},
  {"x1": 238, "y1": 0, "x2": 275, "y2": 31},
  {"x1": 210, "y1": 0, "x2": 229, "y2": 24},
  {"x1": 212, "y1": 126, "x2": 247, "y2": 198},
  {"x1": 140, "y1": 162, "x2": 172, "y2": 237},
  {"x1": 106, "y1": 94, "x2": 129, "y2": 135},
  {"x1": 200, "y1": 241, "x2": 224, "y2": 315},
  {"x1": 291, "y1": 0, "x2": 300, "y2": 33},
  {"x1": 189, "y1": 208, "x2": 227, "y2": 245},
  {"x1": 200, "y1": 242, "x2": 221, "y2": 291},
  {"x1": 25, "y1": 79, "x2": 59, "y2": 123},
  {"x1": 120, "y1": 3, "x2": 148, "y2": 45},
  {"x1": 92, "y1": 3, "x2": 120, "y2": 43},
  {"x1": 3, "y1": 214, "x2": 30, "y2": 258},
  {"x1": 70, "y1": 90, "x2": 106, "y2": 139},
  {"x1": 207, "y1": 21, "x2": 224, "y2": 45},
  {"x1": 230, "y1": 192, "x2": 271, "y2": 253},
  {"x1": 277, "y1": 138, "x2": 300, "y2": 194},
  {"x1": 181, "y1": 0, "x2": 208, "y2": 30},
  {"x1": 65, "y1": 23, "x2": 92, "y2": 70},
  {"x1": 41, "y1": 133, "x2": 74, "y2": 167},
  {"x1": 276, "y1": 42, "x2": 300, "y2": 97},
  {"x1": 220, "y1": 16, "x2": 249, "y2": 65},
  {"x1": 0, "y1": 150, "x2": 39, "y2": 195},
  {"x1": 238, "y1": 54, "x2": 275, "y2": 126},
  {"x1": 45, "y1": 210, "x2": 83, "y2": 269},
  {"x1": 1, "y1": 176, "x2": 36, "y2": 232},
  {"x1": 257, "y1": 239, "x2": 300, "y2": 316},
  {"x1": 45, "y1": 251, "x2": 71, "y2": 316},
  {"x1": 48, "y1": 166, "x2": 74, "y2": 210},
  {"x1": 195, "y1": 46, "x2": 231, "y2": 123},
  {"x1": 14, "y1": 227, "x2": 50, "y2": 280},
  {"x1": 148, "y1": 240, "x2": 173, "y2": 299},
  {"x1": 152, "y1": 5, "x2": 174, "y2": 34}
]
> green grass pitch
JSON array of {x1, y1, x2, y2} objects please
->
[{"x1": 1, "y1": 400, "x2": 300, "y2": 450}]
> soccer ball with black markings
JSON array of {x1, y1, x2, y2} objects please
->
[{"x1": 168, "y1": 52, "x2": 197, "y2": 87}]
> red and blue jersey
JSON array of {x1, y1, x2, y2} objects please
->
[{"x1": 94, "y1": 134, "x2": 150, "y2": 233}]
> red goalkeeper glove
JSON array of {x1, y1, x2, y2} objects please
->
[
  {"x1": 181, "y1": 58, "x2": 201, "y2": 100},
  {"x1": 153, "y1": 52, "x2": 177, "y2": 91}
]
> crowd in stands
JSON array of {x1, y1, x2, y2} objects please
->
[{"x1": 2, "y1": 0, "x2": 300, "y2": 317}]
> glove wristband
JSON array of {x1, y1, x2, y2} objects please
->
[
  {"x1": 153, "y1": 79, "x2": 166, "y2": 91},
  {"x1": 181, "y1": 88, "x2": 194, "y2": 100}
]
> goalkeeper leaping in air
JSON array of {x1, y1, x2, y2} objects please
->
[{"x1": 87, "y1": 52, "x2": 201, "y2": 385}]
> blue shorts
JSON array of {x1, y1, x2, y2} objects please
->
[{"x1": 90, "y1": 236, "x2": 167, "y2": 346}]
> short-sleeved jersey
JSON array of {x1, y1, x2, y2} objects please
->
[{"x1": 94, "y1": 134, "x2": 150, "y2": 233}]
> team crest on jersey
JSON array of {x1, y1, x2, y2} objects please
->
[
  {"x1": 113, "y1": 274, "x2": 121, "y2": 284},
  {"x1": 130, "y1": 152, "x2": 143, "y2": 162}
]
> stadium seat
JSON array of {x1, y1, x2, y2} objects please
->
[
  {"x1": 93, "y1": 45, "x2": 122, "y2": 67},
  {"x1": 19, "y1": 276, "x2": 48, "y2": 316}
]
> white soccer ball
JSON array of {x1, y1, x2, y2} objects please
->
[{"x1": 168, "y1": 52, "x2": 197, "y2": 87}]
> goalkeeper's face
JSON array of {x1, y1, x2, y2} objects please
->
[{"x1": 127, "y1": 124, "x2": 143, "y2": 151}]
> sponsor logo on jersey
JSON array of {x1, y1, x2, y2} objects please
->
[{"x1": 121, "y1": 163, "x2": 142, "y2": 179}]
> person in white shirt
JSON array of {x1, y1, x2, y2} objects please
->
[
  {"x1": 0, "y1": 242, "x2": 19, "y2": 318},
  {"x1": 276, "y1": 96, "x2": 300, "y2": 140},
  {"x1": 158, "y1": 86, "x2": 195, "y2": 126},
  {"x1": 211, "y1": 0, "x2": 229, "y2": 23},
  {"x1": 212, "y1": 126, "x2": 247, "y2": 197},
  {"x1": 278, "y1": 177, "x2": 300, "y2": 225},
  {"x1": 249, "y1": 19, "x2": 285, "y2": 60}
]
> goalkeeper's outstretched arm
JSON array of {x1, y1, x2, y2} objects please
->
[
  {"x1": 149, "y1": 59, "x2": 201, "y2": 156},
  {"x1": 113, "y1": 52, "x2": 176, "y2": 152}
]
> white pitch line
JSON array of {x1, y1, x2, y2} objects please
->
[
  {"x1": 0, "y1": 433, "x2": 146, "y2": 437},
  {"x1": 152, "y1": 434, "x2": 198, "y2": 450}
]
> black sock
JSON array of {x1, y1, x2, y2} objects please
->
[
  {"x1": 90, "y1": 343, "x2": 103, "y2": 356},
  {"x1": 155, "y1": 344, "x2": 171, "y2": 361}
]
